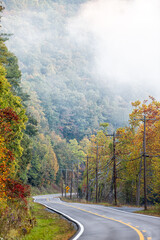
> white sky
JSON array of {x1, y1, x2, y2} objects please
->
[{"x1": 68, "y1": 0, "x2": 160, "y2": 97}]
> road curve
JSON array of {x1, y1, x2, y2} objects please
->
[{"x1": 34, "y1": 194, "x2": 160, "y2": 240}]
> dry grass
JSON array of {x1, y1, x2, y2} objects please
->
[
  {"x1": 0, "y1": 199, "x2": 35, "y2": 240},
  {"x1": 135, "y1": 204, "x2": 160, "y2": 217}
]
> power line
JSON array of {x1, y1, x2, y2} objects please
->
[
  {"x1": 105, "y1": 132, "x2": 121, "y2": 206},
  {"x1": 116, "y1": 156, "x2": 142, "y2": 163},
  {"x1": 133, "y1": 115, "x2": 158, "y2": 210}
]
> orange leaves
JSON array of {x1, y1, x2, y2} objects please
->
[
  {"x1": 117, "y1": 97, "x2": 160, "y2": 202},
  {"x1": 132, "y1": 97, "x2": 160, "y2": 120},
  {"x1": 0, "y1": 106, "x2": 25, "y2": 201},
  {"x1": 132, "y1": 97, "x2": 160, "y2": 154}
]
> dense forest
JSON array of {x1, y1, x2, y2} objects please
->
[
  {"x1": 0, "y1": 2, "x2": 87, "y2": 238},
  {"x1": 2, "y1": 0, "x2": 149, "y2": 141},
  {"x1": 0, "y1": 1, "x2": 160, "y2": 238}
]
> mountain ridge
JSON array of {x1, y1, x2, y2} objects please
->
[{"x1": 2, "y1": 0, "x2": 142, "y2": 140}]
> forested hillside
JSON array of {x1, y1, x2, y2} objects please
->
[
  {"x1": 1, "y1": 0, "x2": 93, "y2": 191},
  {"x1": 0, "y1": 4, "x2": 34, "y2": 237},
  {"x1": 1, "y1": 0, "x2": 158, "y2": 195},
  {"x1": 1, "y1": 0, "x2": 142, "y2": 141},
  {"x1": 0, "y1": 2, "x2": 85, "y2": 237},
  {"x1": 0, "y1": 2, "x2": 159, "y2": 238}
]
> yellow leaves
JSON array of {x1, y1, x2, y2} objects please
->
[
  {"x1": 36, "y1": 133, "x2": 59, "y2": 180},
  {"x1": 47, "y1": 145, "x2": 59, "y2": 176},
  {"x1": 86, "y1": 130, "x2": 112, "y2": 188},
  {"x1": 52, "y1": 150, "x2": 59, "y2": 177},
  {"x1": 84, "y1": 98, "x2": 160, "y2": 203},
  {"x1": 130, "y1": 98, "x2": 160, "y2": 127},
  {"x1": 0, "y1": 65, "x2": 11, "y2": 99},
  {"x1": 131, "y1": 100, "x2": 141, "y2": 107},
  {"x1": 149, "y1": 157, "x2": 160, "y2": 201},
  {"x1": 117, "y1": 97, "x2": 160, "y2": 201},
  {"x1": 0, "y1": 64, "x2": 7, "y2": 76}
]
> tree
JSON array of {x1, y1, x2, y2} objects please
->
[
  {"x1": 86, "y1": 130, "x2": 112, "y2": 202},
  {"x1": 0, "y1": 65, "x2": 27, "y2": 159},
  {"x1": 116, "y1": 97, "x2": 160, "y2": 204},
  {"x1": 27, "y1": 134, "x2": 59, "y2": 187}
]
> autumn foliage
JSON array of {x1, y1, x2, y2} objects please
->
[
  {"x1": 0, "y1": 65, "x2": 31, "y2": 239},
  {"x1": 0, "y1": 103, "x2": 30, "y2": 204},
  {"x1": 85, "y1": 97, "x2": 160, "y2": 205}
]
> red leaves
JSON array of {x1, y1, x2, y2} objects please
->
[
  {"x1": 0, "y1": 107, "x2": 19, "y2": 123},
  {"x1": 0, "y1": 107, "x2": 19, "y2": 144},
  {"x1": 0, "y1": 106, "x2": 28, "y2": 203},
  {"x1": 6, "y1": 178, "x2": 30, "y2": 202},
  {"x1": 5, "y1": 149, "x2": 14, "y2": 161}
]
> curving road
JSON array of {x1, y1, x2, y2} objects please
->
[{"x1": 34, "y1": 194, "x2": 160, "y2": 240}]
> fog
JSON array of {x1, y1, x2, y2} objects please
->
[
  {"x1": 2, "y1": 0, "x2": 160, "y2": 102},
  {"x1": 68, "y1": 0, "x2": 160, "y2": 97}
]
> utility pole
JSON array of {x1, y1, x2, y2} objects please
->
[
  {"x1": 86, "y1": 155, "x2": 89, "y2": 201},
  {"x1": 77, "y1": 160, "x2": 79, "y2": 198},
  {"x1": 143, "y1": 115, "x2": 147, "y2": 210},
  {"x1": 65, "y1": 169, "x2": 67, "y2": 198},
  {"x1": 134, "y1": 115, "x2": 157, "y2": 210},
  {"x1": 105, "y1": 131, "x2": 120, "y2": 206},
  {"x1": 70, "y1": 163, "x2": 73, "y2": 199},
  {"x1": 61, "y1": 170, "x2": 63, "y2": 197},
  {"x1": 113, "y1": 132, "x2": 117, "y2": 206},
  {"x1": 96, "y1": 145, "x2": 99, "y2": 203}
]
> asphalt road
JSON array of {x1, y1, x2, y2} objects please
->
[{"x1": 34, "y1": 194, "x2": 160, "y2": 240}]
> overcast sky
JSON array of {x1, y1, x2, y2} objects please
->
[{"x1": 68, "y1": 0, "x2": 160, "y2": 98}]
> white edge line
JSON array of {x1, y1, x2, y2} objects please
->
[
  {"x1": 33, "y1": 196, "x2": 160, "y2": 220},
  {"x1": 108, "y1": 207, "x2": 160, "y2": 220},
  {"x1": 33, "y1": 198, "x2": 84, "y2": 240}
]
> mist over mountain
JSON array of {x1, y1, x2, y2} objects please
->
[
  {"x1": 68, "y1": 0, "x2": 160, "y2": 92},
  {"x1": 1, "y1": 0, "x2": 157, "y2": 140}
]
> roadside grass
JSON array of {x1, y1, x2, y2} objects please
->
[
  {"x1": 135, "y1": 204, "x2": 160, "y2": 217},
  {"x1": 21, "y1": 200, "x2": 76, "y2": 240}
]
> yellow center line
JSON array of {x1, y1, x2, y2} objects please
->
[{"x1": 57, "y1": 202, "x2": 145, "y2": 240}]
